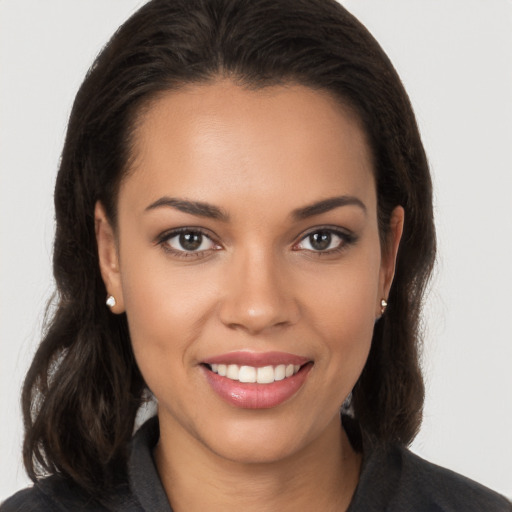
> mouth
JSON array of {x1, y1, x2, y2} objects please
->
[
  {"x1": 205, "y1": 362, "x2": 303, "y2": 384},
  {"x1": 201, "y1": 352, "x2": 313, "y2": 409}
]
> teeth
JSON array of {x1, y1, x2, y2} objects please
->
[
  {"x1": 257, "y1": 366, "x2": 275, "y2": 384},
  {"x1": 239, "y1": 365, "x2": 256, "y2": 383},
  {"x1": 209, "y1": 363, "x2": 303, "y2": 383},
  {"x1": 274, "y1": 364, "x2": 286, "y2": 381},
  {"x1": 226, "y1": 364, "x2": 239, "y2": 380}
]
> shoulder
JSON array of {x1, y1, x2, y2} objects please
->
[
  {"x1": 1, "y1": 485, "x2": 55, "y2": 512},
  {"x1": 391, "y1": 445, "x2": 511, "y2": 511},
  {"x1": 0, "y1": 476, "x2": 73, "y2": 512},
  {"x1": 350, "y1": 442, "x2": 511, "y2": 512},
  {"x1": 0, "y1": 474, "x2": 140, "y2": 512},
  {"x1": 1, "y1": 418, "x2": 162, "y2": 512}
]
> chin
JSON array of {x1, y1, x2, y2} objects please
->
[
  {"x1": 191, "y1": 408, "x2": 332, "y2": 466},
  {"x1": 204, "y1": 428, "x2": 306, "y2": 465}
]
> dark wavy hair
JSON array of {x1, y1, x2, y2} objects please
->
[{"x1": 22, "y1": 0, "x2": 435, "y2": 497}]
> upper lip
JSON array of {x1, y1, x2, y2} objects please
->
[{"x1": 202, "y1": 351, "x2": 310, "y2": 367}]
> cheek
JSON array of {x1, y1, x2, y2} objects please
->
[
  {"x1": 301, "y1": 252, "x2": 380, "y2": 389},
  {"x1": 118, "y1": 249, "x2": 218, "y2": 382},
  {"x1": 303, "y1": 250, "x2": 381, "y2": 333}
]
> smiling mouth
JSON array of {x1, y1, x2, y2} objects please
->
[
  {"x1": 202, "y1": 356, "x2": 313, "y2": 408},
  {"x1": 206, "y1": 363, "x2": 303, "y2": 384}
]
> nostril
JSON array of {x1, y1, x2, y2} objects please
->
[{"x1": 217, "y1": 275, "x2": 300, "y2": 334}]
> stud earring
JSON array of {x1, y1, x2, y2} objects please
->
[
  {"x1": 106, "y1": 295, "x2": 116, "y2": 308},
  {"x1": 380, "y1": 298, "x2": 388, "y2": 315}
]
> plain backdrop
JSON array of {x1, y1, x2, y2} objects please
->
[{"x1": 1, "y1": 0, "x2": 511, "y2": 501}]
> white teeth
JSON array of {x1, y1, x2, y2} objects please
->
[
  {"x1": 257, "y1": 366, "x2": 275, "y2": 384},
  {"x1": 239, "y1": 365, "x2": 257, "y2": 383},
  {"x1": 209, "y1": 362, "x2": 303, "y2": 383},
  {"x1": 226, "y1": 364, "x2": 239, "y2": 380},
  {"x1": 274, "y1": 364, "x2": 286, "y2": 381}
]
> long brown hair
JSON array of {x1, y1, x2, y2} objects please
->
[{"x1": 22, "y1": 0, "x2": 435, "y2": 497}]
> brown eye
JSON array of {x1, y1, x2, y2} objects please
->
[
  {"x1": 163, "y1": 230, "x2": 218, "y2": 253},
  {"x1": 295, "y1": 228, "x2": 353, "y2": 253},
  {"x1": 308, "y1": 231, "x2": 332, "y2": 251},
  {"x1": 179, "y1": 232, "x2": 203, "y2": 251}
]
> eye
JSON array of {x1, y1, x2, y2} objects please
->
[
  {"x1": 159, "y1": 229, "x2": 220, "y2": 256},
  {"x1": 294, "y1": 228, "x2": 354, "y2": 253}
]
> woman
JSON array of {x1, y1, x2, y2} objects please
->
[{"x1": 1, "y1": 0, "x2": 510, "y2": 510}]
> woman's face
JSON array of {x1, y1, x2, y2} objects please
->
[{"x1": 96, "y1": 80, "x2": 402, "y2": 464}]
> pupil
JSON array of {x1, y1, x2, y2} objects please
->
[
  {"x1": 180, "y1": 232, "x2": 202, "y2": 251},
  {"x1": 310, "y1": 231, "x2": 331, "y2": 251}
]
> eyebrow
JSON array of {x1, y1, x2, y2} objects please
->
[
  {"x1": 145, "y1": 194, "x2": 366, "y2": 222},
  {"x1": 145, "y1": 196, "x2": 229, "y2": 221},
  {"x1": 291, "y1": 195, "x2": 367, "y2": 220}
]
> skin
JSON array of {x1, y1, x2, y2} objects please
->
[{"x1": 96, "y1": 80, "x2": 403, "y2": 512}]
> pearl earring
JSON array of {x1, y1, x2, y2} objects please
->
[
  {"x1": 106, "y1": 295, "x2": 116, "y2": 308},
  {"x1": 380, "y1": 298, "x2": 388, "y2": 315}
]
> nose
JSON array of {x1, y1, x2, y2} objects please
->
[{"x1": 218, "y1": 248, "x2": 300, "y2": 335}]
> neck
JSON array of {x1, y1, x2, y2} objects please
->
[{"x1": 154, "y1": 413, "x2": 361, "y2": 512}]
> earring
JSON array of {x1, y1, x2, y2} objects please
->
[
  {"x1": 380, "y1": 298, "x2": 388, "y2": 315},
  {"x1": 106, "y1": 295, "x2": 116, "y2": 308}
]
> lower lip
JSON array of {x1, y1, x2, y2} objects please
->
[{"x1": 203, "y1": 363, "x2": 313, "y2": 409}]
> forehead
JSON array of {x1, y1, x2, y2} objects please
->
[{"x1": 121, "y1": 80, "x2": 376, "y2": 217}]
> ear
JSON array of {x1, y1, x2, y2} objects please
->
[
  {"x1": 95, "y1": 201, "x2": 125, "y2": 313},
  {"x1": 377, "y1": 205, "x2": 404, "y2": 317}
]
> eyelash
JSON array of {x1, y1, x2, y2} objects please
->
[
  {"x1": 293, "y1": 227, "x2": 357, "y2": 255},
  {"x1": 155, "y1": 226, "x2": 357, "y2": 259},
  {"x1": 156, "y1": 227, "x2": 221, "y2": 259}
]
